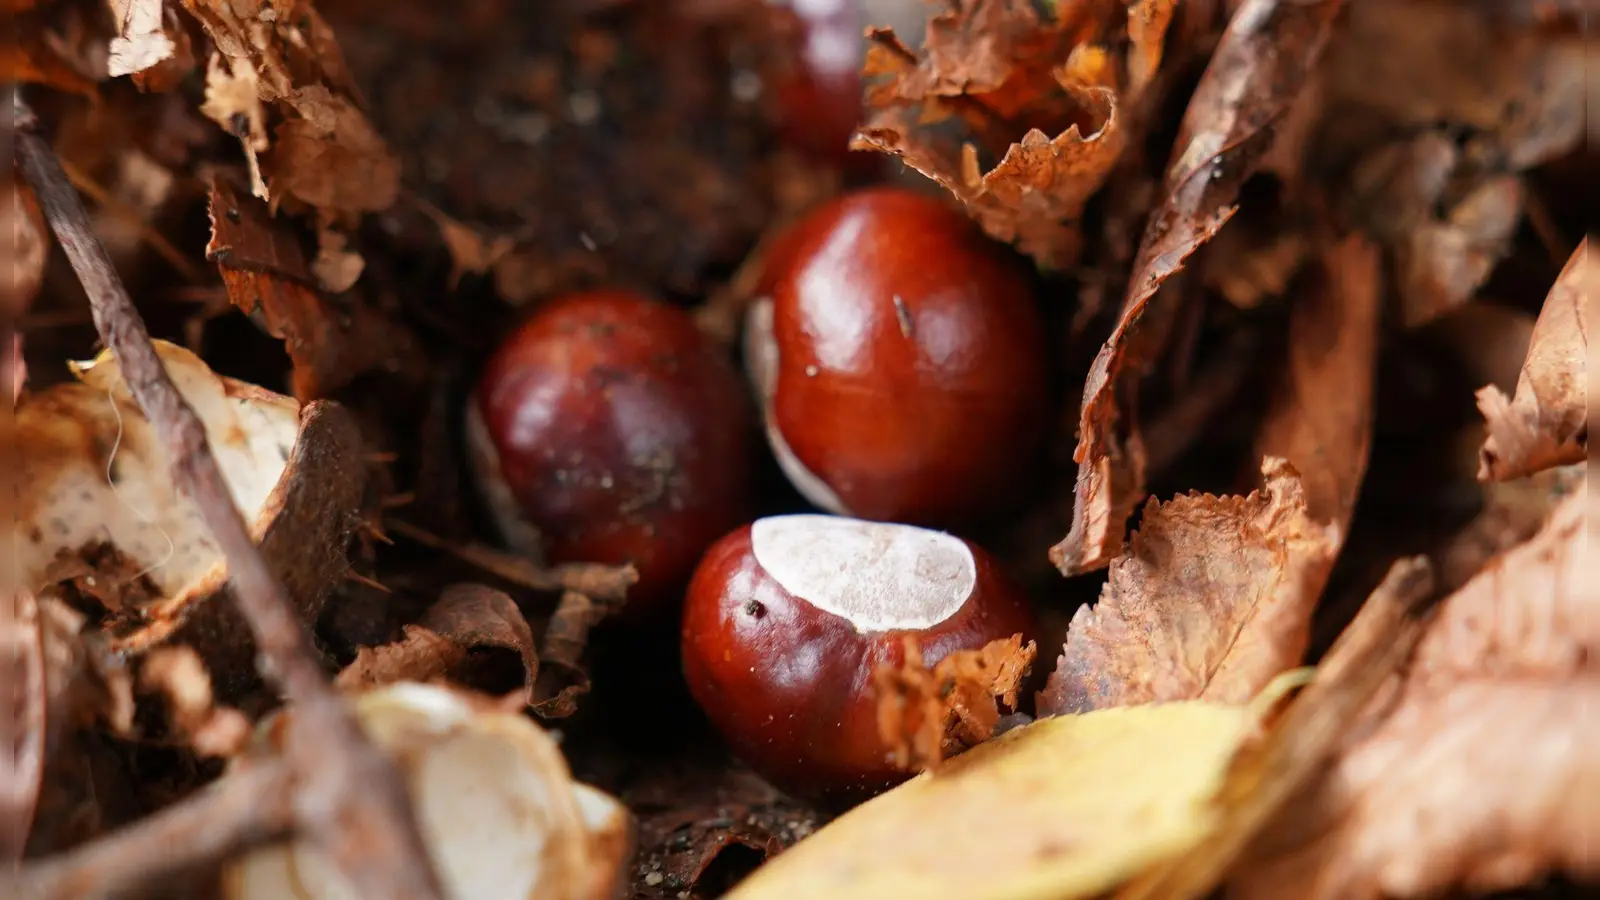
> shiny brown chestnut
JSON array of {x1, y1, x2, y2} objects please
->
[
  {"x1": 770, "y1": 0, "x2": 876, "y2": 172},
  {"x1": 745, "y1": 187, "x2": 1050, "y2": 528},
  {"x1": 681, "y1": 514, "x2": 1038, "y2": 801},
  {"x1": 467, "y1": 289, "x2": 755, "y2": 619}
]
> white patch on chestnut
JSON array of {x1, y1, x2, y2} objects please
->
[
  {"x1": 744, "y1": 297, "x2": 850, "y2": 515},
  {"x1": 463, "y1": 402, "x2": 544, "y2": 558},
  {"x1": 750, "y1": 515, "x2": 975, "y2": 632}
]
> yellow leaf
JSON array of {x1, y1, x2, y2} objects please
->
[{"x1": 727, "y1": 702, "x2": 1251, "y2": 900}]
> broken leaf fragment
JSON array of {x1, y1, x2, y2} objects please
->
[
  {"x1": 872, "y1": 634, "x2": 1036, "y2": 773},
  {"x1": 1476, "y1": 237, "x2": 1590, "y2": 481},
  {"x1": 10, "y1": 340, "x2": 363, "y2": 695},
  {"x1": 225, "y1": 682, "x2": 632, "y2": 900},
  {"x1": 727, "y1": 701, "x2": 1253, "y2": 900},
  {"x1": 1041, "y1": 458, "x2": 1338, "y2": 716},
  {"x1": 1231, "y1": 492, "x2": 1596, "y2": 899}
]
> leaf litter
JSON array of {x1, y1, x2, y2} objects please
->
[{"x1": 7, "y1": 0, "x2": 1592, "y2": 898}]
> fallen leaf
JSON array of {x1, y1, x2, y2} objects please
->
[
  {"x1": 1476, "y1": 238, "x2": 1590, "y2": 481},
  {"x1": 531, "y1": 590, "x2": 624, "y2": 719},
  {"x1": 1040, "y1": 457, "x2": 1339, "y2": 716},
  {"x1": 872, "y1": 634, "x2": 1037, "y2": 773},
  {"x1": 206, "y1": 178, "x2": 424, "y2": 400},
  {"x1": 336, "y1": 584, "x2": 541, "y2": 707},
  {"x1": 139, "y1": 646, "x2": 251, "y2": 758},
  {"x1": 1252, "y1": 235, "x2": 1381, "y2": 528},
  {"x1": 1231, "y1": 493, "x2": 1597, "y2": 900},
  {"x1": 269, "y1": 87, "x2": 401, "y2": 218},
  {"x1": 1115, "y1": 557, "x2": 1437, "y2": 900},
  {"x1": 851, "y1": 0, "x2": 1174, "y2": 269},
  {"x1": 1051, "y1": 0, "x2": 1344, "y2": 576},
  {"x1": 725, "y1": 701, "x2": 1255, "y2": 900},
  {"x1": 11, "y1": 341, "x2": 364, "y2": 697}
]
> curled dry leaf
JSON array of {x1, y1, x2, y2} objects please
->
[
  {"x1": 1476, "y1": 238, "x2": 1590, "y2": 481},
  {"x1": 11, "y1": 340, "x2": 364, "y2": 695},
  {"x1": 1040, "y1": 458, "x2": 1339, "y2": 716},
  {"x1": 206, "y1": 178, "x2": 424, "y2": 400},
  {"x1": 727, "y1": 702, "x2": 1255, "y2": 900},
  {"x1": 1252, "y1": 235, "x2": 1381, "y2": 527},
  {"x1": 1051, "y1": 0, "x2": 1344, "y2": 576},
  {"x1": 1231, "y1": 493, "x2": 1597, "y2": 900},
  {"x1": 336, "y1": 583, "x2": 540, "y2": 707},
  {"x1": 872, "y1": 634, "x2": 1036, "y2": 774},
  {"x1": 139, "y1": 646, "x2": 251, "y2": 758},
  {"x1": 226, "y1": 682, "x2": 632, "y2": 900},
  {"x1": 851, "y1": 0, "x2": 1176, "y2": 269}
]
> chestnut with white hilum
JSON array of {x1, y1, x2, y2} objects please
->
[
  {"x1": 744, "y1": 187, "x2": 1050, "y2": 529},
  {"x1": 681, "y1": 514, "x2": 1039, "y2": 802}
]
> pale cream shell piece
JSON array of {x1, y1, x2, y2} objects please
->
[
  {"x1": 750, "y1": 514, "x2": 976, "y2": 632},
  {"x1": 224, "y1": 683, "x2": 631, "y2": 900}
]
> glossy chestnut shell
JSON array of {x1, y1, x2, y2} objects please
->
[
  {"x1": 681, "y1": 514, "x2": 1039, "y2": 801},
  {"x1": 746, "y1": 187, "x2": 1050, "y2": 528},
  {"x1": 468, "y1": 289, "x2": 755, "y2": 618}
]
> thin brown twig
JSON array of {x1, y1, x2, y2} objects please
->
[
  {"x1": 6, "y1": 760, "x2": 294, "y2": 900},
  {"x1": 386, "y1": 519, "x2": 639, "y2": 602},
  {"x1": 12, "y1": 97, "x2": 445, "y2": 900}
]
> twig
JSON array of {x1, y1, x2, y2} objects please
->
[
  {"x1": 386, "y1": 519, "x2": 639, "y2": 602},
  {"x1": 13, "y1": 96, "x2": 445, "y2": 900},
  {"x1": 7, "y1": 761, "x2": 294, "y2": 900}
]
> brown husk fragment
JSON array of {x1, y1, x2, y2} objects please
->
[
  {"x1": 1476, "y1": 238, "x2": 1590, "y2": 481},
  {"x1": 1230, "y1": 493, "x2": 1597, "y2": 900},
  {"x1": 12, "y1": 342, "x2": 365, "y2": 697},
  {"x1": 872, "y1": 634, "x2": 1037, "y2": 773},
  {"x1": 335, "y1": 583, "x2": 541, "y2": 706},
  {"x1": 1051, "y1": 0, "x2": 1345, "y2": 576},
  {"x1": 1040, "y1": 458, "x2": 1338, "y2": 716}
]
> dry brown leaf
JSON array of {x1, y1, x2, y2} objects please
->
[
  {"x1": 335, "y1": 584, "x2": 541, "y2": 707},
  {"x1": 1252, "y1": 235, "x2": 1381, "y2": 528},
  {"x1": 872, "y1": 634, "x2": 1036, "y2": 774},
  {"x1": 1230, "y1": 493, "x2": 1597, "y2": 900},
  {"x1": 1040, "y1": 458, "x2": 1339, "y2": 716},
  {"x1": 269, "y1": 88, "x2": 401, "y2": 219},
  {"x1": 530, "y1": 590, "x2": 626, "y2": 719},
  {"x1": 206, "y1": 178, "x2": 424, "y2": 400},
  {"x1": 1051, "y1": 0, "x2": 1344, "y2": 576},
  {"x1": 1, "y1": 28, "x2": 100, "y2": 99},
  {"x1": 139, "y1": 646, "x2": 251, "y2": 758},
  {"x1": 851, "y1": 0, "x2": 1168, "y2": 269},
  {"x1": 1476, "y1": 238, "x2": 1590, "y2": 481}
]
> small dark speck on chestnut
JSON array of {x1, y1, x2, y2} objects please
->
[
  {"x1": 681, "y1": 514, "x2": 1039, "y2": 803},
  {"x1": 466, "y1": 288, "x2": 756, "y2": 620},
  {"x1": 744, "y1": 187, "x2": 1051, "y2": 529}
]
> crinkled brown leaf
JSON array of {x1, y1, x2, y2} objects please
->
[
  {"x1": 872, "y1": 634, "x2": 1036, "y2": 774},
  {"x1": 1476, "y1": 238, "x2": 1590, "y2": 481},
  {"x1": 1040, "y1": 458, "x2": 1339, "y2": 716},
  {"x1": 139, "y1": 646, "x2": 250, "y2": 758},
  {"x1": 1051, "y1": 0, "x2": 1344, "y2": 576},
  {"x1": 106, "y1": 0, "x2": 176, "y2": 77},
  {"x1": 531, "y1": 590, "x2": 625, "y2": 719},
  {"x1": 1231, "y1": 493, "x2": 1597, "y2": 900},
  {"x1": 206, "y1": 178, "x2": 424, "y2": 400},
  {"x1": 336, "y1": 584, "x2": 540, "y2": 705},
  {"x1": 1252, "y1": 235, "x2": 1380, "y2": 528},
  {"x1": 852, "y1": 0, "x2": 1170, "y2": 269}
]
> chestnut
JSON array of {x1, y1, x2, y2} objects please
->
[
  {"x1": 745, "y1": 187, "x2": 1050, "y2": 528},
  {"x1": 770, "y1": 0, "x2": 876, "y2": 172},
  {"x1": 467, "y1": 289, "x2": 755, "y2": 619},
  {"x1": 681, "y1": 514, "x2": 1038, "y2": 801}
]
